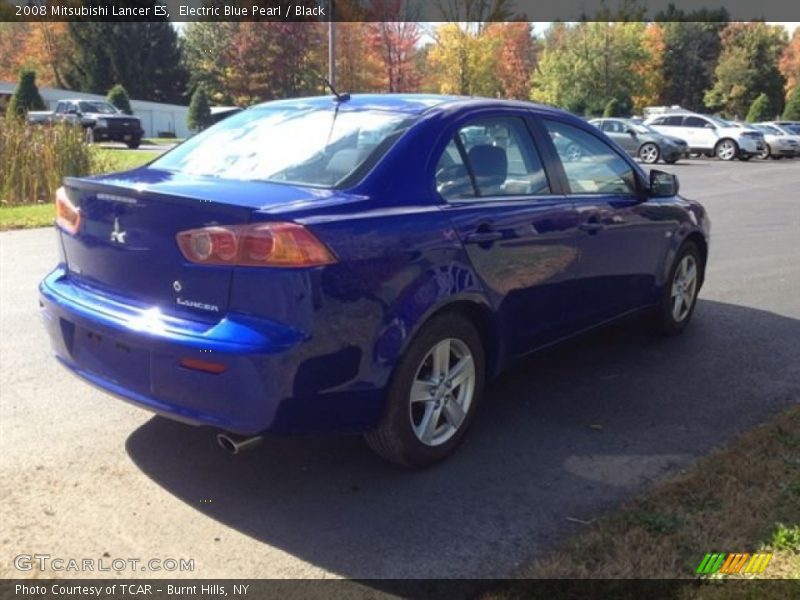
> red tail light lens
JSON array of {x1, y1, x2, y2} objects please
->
[
  {"x1": 55, "y1": 186, "x2": 80, "y2": 234},
  {"x1": 176, "y1": 223, "x2": 336, "y2": 268}
]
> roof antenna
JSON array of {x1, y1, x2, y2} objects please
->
[{"x1": 321, "y1": 75, "x2": 350, "y2": 103}]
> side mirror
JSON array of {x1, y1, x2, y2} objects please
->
[{"x1": 650, "y1": 169, "x2": 679, "y2": 197}]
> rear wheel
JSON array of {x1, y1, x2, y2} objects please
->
[
  {"x1": 365, "y1": 313, "x2": 485, "y2": 467},
  {"x1": 650, "y1": 242, "x2": 702, "y2": 336},
  {"x1": 638, "y1": 143, "x2": 660, "y2": 164},
  {"x1": 714, "y1": 139, "x2": 738, "y2": 161},
  {"x1": 758, "y1": 144, "x2": 771, "y2": 160}
]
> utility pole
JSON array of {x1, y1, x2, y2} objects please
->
[{"x1": 328, "y1": 1, "x2": 336, "y2": 88}]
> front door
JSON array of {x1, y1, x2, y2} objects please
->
[{"x1": 539, "y1": 118, "x2": 677, "y2": 327}]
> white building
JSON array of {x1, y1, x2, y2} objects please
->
[{"x1": 0, "y1": 81, "x2": 191, "y2": 138}]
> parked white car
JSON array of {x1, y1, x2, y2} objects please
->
[
  {"x1": 749, "y1": 123, "x2": 799, "y2": 159},
  {"x1": 644, "y1": 113, "x2": 765, "y2": 161}
]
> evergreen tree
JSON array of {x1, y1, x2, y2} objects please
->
[
  {"x1": 66, "y1": 13, "x2": 188, "y2": 104},
  {"x1": 783, "y1": 85, "x2": 800, "y2": 120},
  {"x1": 6, "y1": 68, "x2": 46, "y2": 118},
  {"x1": 746, "y1": 93, "x2": 772, "y2": 122},
  {"x1": 107, "y1": 84, "x2": 132, "y2": 115},
  {"x1": 187, "y1": 86, "x2": 212, "y2": 131}
]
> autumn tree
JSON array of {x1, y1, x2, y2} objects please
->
[
  {"x1": 631, "y1": 23, "x2": 665, "y2": 111},
  {"x1": 367, "y1": 19, "x2": 421, "y2": 92},
  {"x1": 485, "y1": 22, "x2": 537, "y2": 100},
  {"x1": 779, "y1": 28, "x2": 800, "y2": 96},
  {"x1": 182, "y1": 22, "x2": 241, "y2": 104},
  {"x1": 532, "y1": 22, "x2": 647, "y2": 116},
  {"x1": 0, "y1": 23, "x2": 74, "y2": 88},
  {"x1": 704, "y1": 22, "x2": 787, "y2": 119}
]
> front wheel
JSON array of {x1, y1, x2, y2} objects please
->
[
  {"x1": 714, "y1": 139, "x2": 738, "y2": 161},
  {"x1": 758, "y1": 144, "x2": 771, "y2": 160},
  {"x1": 650, "y1": 242, "x2": 702, "y2": 336},
  {"x1": 638, "y1": 142, "x2": 660, "y2": 164},
  {"x1": 126, "y1": 140, "x2": 141, "y2": 149},
  {"x1": 365, "y1": 313, "x2": 485, "y2": 467}
]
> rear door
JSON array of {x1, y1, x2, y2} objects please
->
[
  {"x1": 602, "y1": 119, "x2": 638, "y2": 155},
  {"x1": 538, "y1": 118, "x2": 676, "y2": 326},
  {"x1": 437, "y1": 114, "x2": 581, "y2": 356}
]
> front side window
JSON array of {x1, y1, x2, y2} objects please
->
[
  {"x1": 543, "y1": 119, "x2": 638, "y2": 196},
  {"x1": 436, "y1": 116, "x2": 550, "y2": 200},
  {"x1": 684, "y1": 116, "x2": 708, "y2": 128},
  {"x1": 152, "y1": 106, "x2": 416, "y2": 188}
]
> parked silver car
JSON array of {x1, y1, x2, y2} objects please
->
[
  {"x1": 589, "y1": 118, "x2": 690, "y2": 164},
  {"x1": 749, "y1": 123, "x2": 799, "y2": 159}
]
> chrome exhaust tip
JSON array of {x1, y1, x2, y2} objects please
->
[{"x1": 216, "y1": 432, "x2": 263, "y2": 455}]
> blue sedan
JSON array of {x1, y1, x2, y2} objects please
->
[{"x1": 40, "y1": 94, "x2": 710, "y2": 466}]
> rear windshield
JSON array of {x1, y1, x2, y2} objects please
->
[{"x1": 152, "y1": 105, "x2": 416, "y2": 187}]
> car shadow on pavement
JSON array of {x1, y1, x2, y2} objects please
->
[{"x1": 126, "y1": 299, "x2": 800, "y2": 580}]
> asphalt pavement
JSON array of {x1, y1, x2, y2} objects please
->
[{"x1": 1, "y1": 158, "x2": 798, "y2": 580}]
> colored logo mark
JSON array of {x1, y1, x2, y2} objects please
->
[{"x1": 696, "y1": 552, "x2": 773, "y2": 575}]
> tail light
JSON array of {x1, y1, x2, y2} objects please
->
[
  {"x1": 176, "y1": 222, "x2": 336, "y2": 268},
  {"x1": 55, "y1": 186, "x2": 80, "y2": 234}
]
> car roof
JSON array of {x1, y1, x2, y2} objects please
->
[{"x1": 251, "y1": 93, "x2": 568, "y2": 118}]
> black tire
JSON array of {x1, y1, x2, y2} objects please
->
[
  {"x1": 365, "y1": 312, "x2": 485, "y2": 468},
  {"x1": 714, "y1": 139, "x2": 738, "y2": 161},
  {"x1": 126, "y1": 140, "x2": 141, "y2": 149},
  {"x1": 650, "y1": 241, "x2": 703, "y2": 336}
]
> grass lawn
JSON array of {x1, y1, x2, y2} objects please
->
[
  {"x1": 0, "y1": 148, "x2": 160, "y2": 231},
  {"x1": 485, "y1": 405, "x2": 799, "y2": 598}
]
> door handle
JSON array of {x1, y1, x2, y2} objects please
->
[
  {"x1": 579, "y1": 221, "x2": 604, "y2": 233},
  {"x1": 465, "y1": 230, "x2": 503, "y2": 243}
]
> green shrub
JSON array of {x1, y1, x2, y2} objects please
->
[
  {"x1": 6, "y1": 68, "x2": 46, "y2": 118},
  {"x1": 784, "y1": 86, "x2": 800, "y2": 121},
  {"x1": 746, "y1": 93, "x2": 772, "y2": 123},
  {"x1": 187, "y1": 86, "x2": 212, "y2": 132},
  {"x1": 0, "y1": 119, "x2": 94, "y2": 205},
  {"x1": 107, "y1": 84, "x2": 133, "y2": 115}
]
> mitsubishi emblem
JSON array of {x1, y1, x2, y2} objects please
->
[{"x1": 110, "y1": 217, "x2": 127, "y2": 244}]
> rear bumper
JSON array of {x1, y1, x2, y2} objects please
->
[{"x1": 39, "y1": 268, "x2": 306, "y2": 434}]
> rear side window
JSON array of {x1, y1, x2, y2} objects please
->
[
  {"x1": 436, "y1": 116, "x2": 550, "y2": 200},
  {"x1": 543, "y1": 119, "x2": 638, "y2": 196}
]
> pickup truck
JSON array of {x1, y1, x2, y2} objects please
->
[{"x1": 28, "y1": 99, "x2": 144, "y2": 148}]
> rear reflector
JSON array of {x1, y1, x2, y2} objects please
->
[
  {"x1": 55, "y1": 186, "x2": 80, "y2": 234},
  {"x1": 179, "y1": 358, "x2": 227, "y2": 374},
  {"x1": 176, "y1": 222, "x2": 336, "y2": 268}
]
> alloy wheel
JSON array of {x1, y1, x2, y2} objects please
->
[
  {"x1": 716, "y1": 140, "x2": 737, "y2": 161},
  {"x1": 409, "y1": 338, "x2": 476, "y2": 447},
  {"x1": 671, "y1": 254, "x2": 698, "y2": 323},
  {"x1": 639, "y1": 143, "x2": 659, "y2": 164}
]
